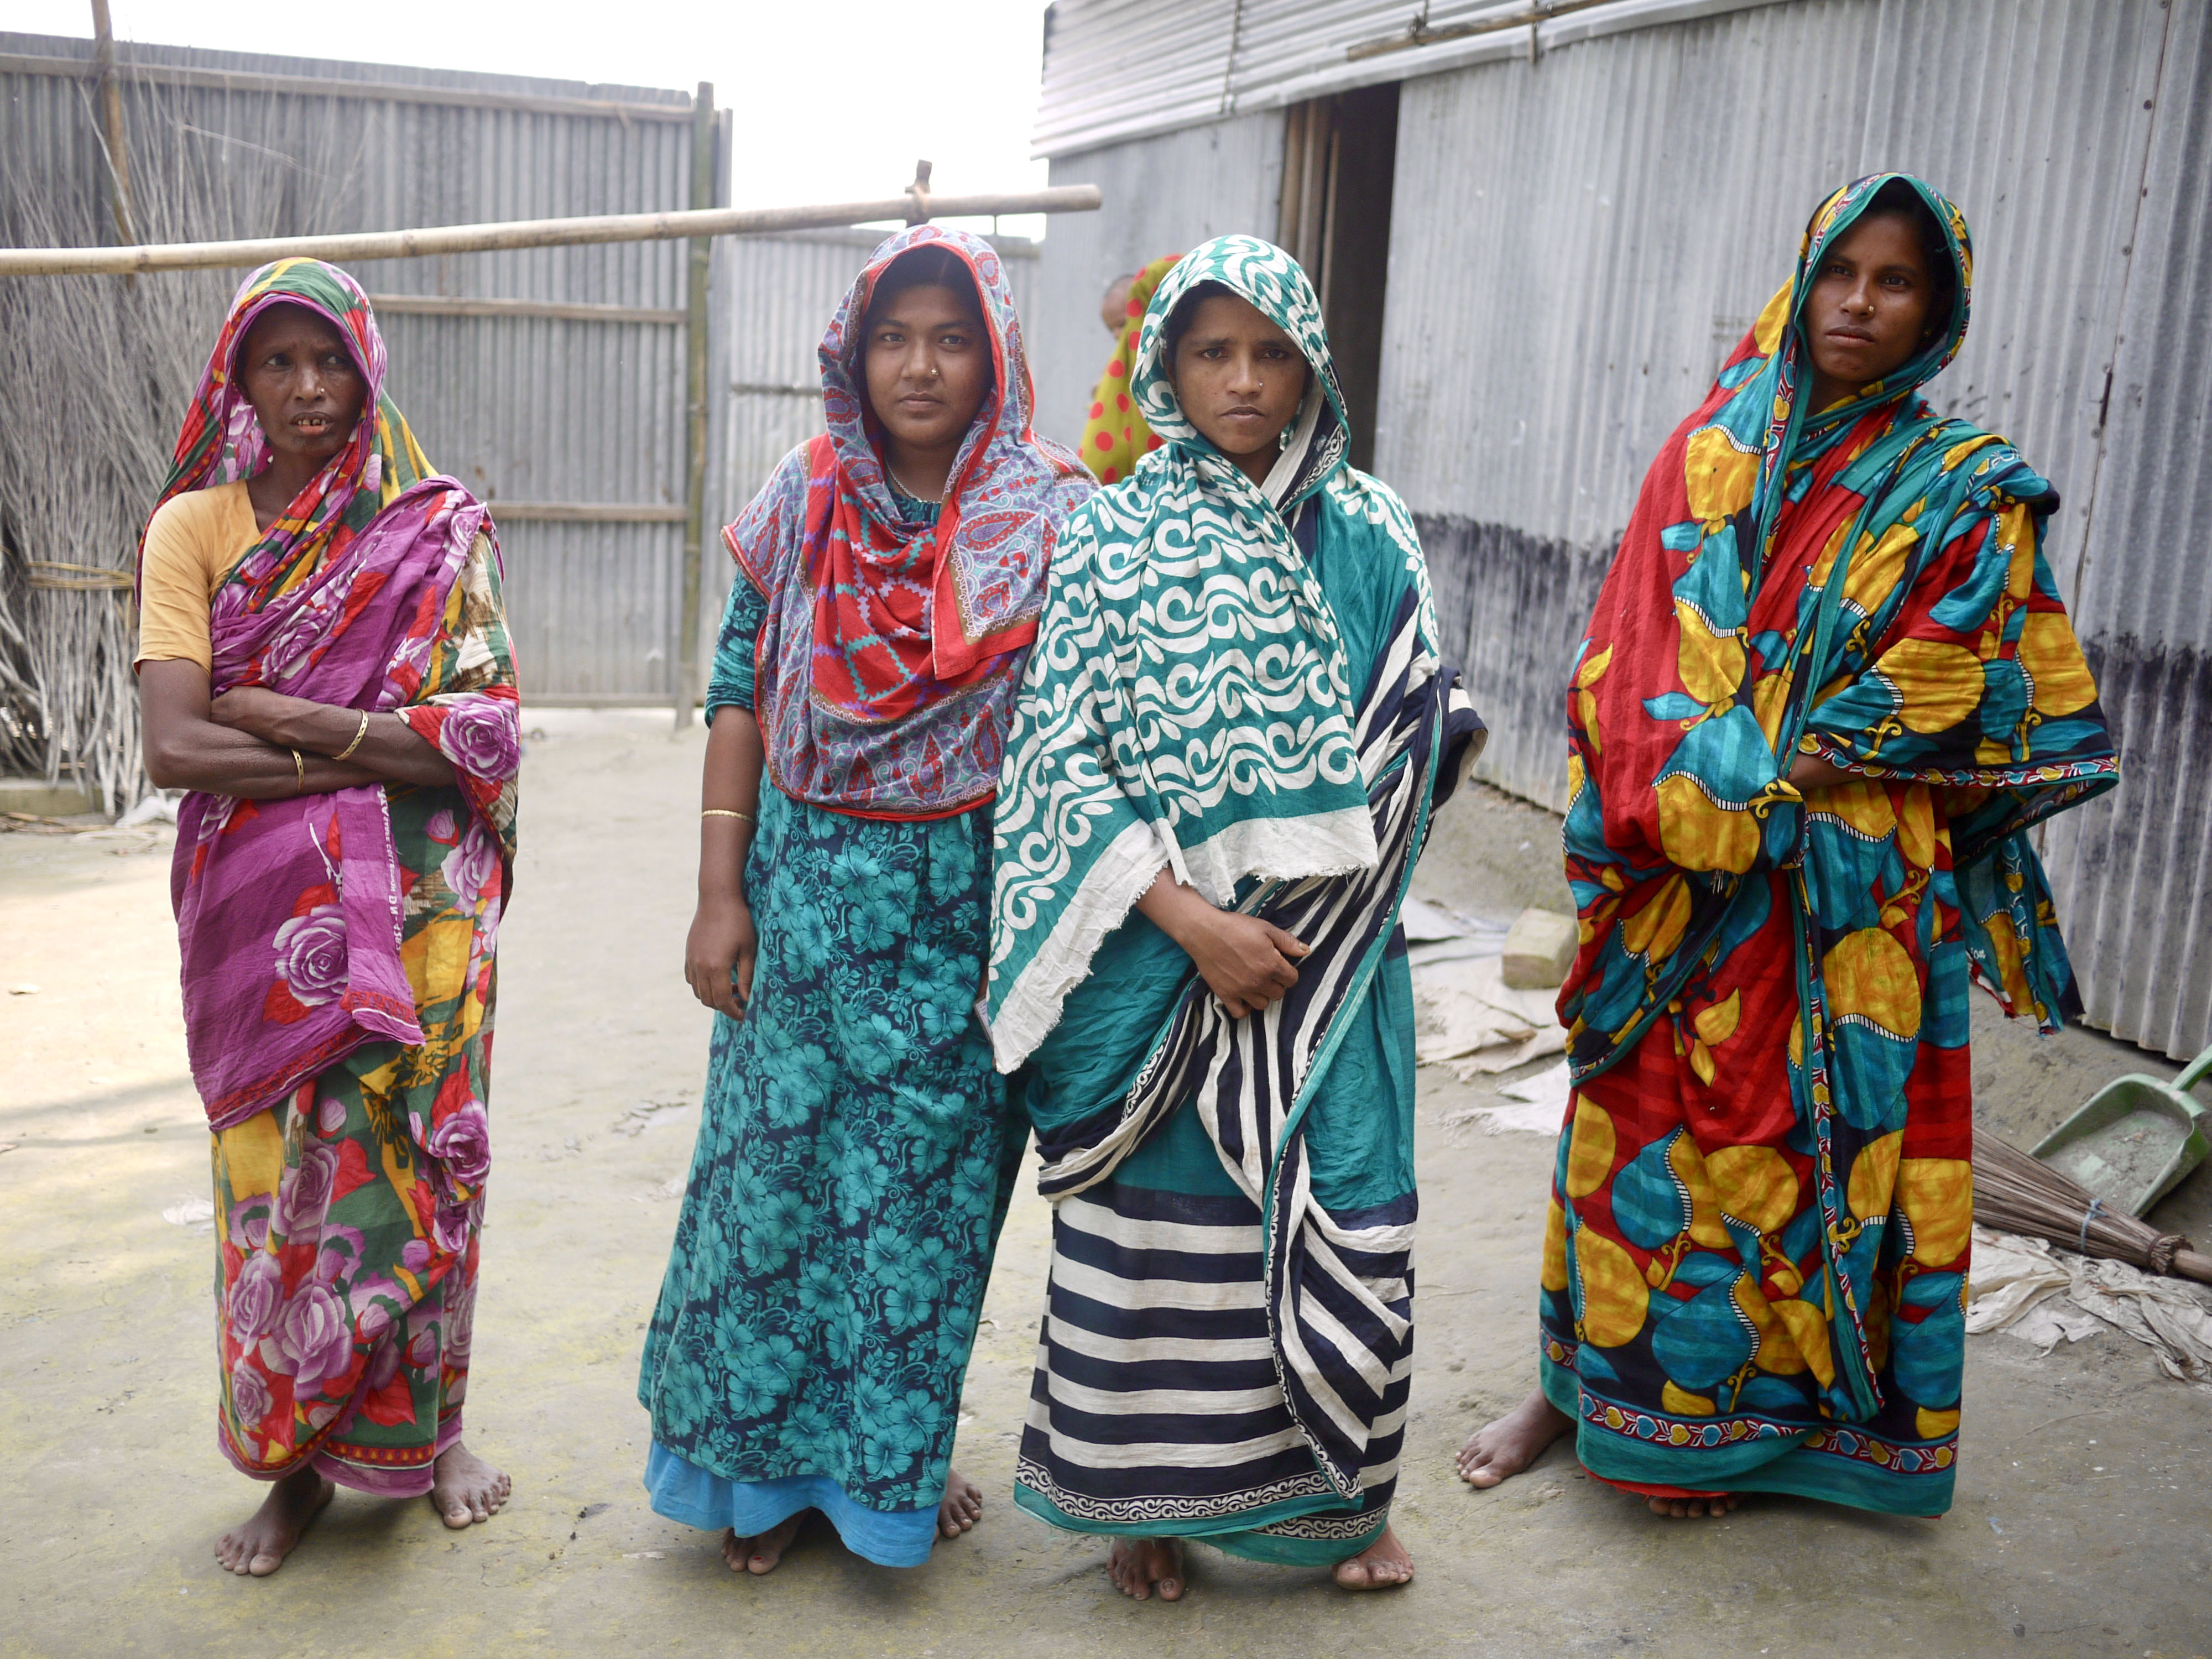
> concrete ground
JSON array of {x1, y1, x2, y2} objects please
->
[{"x1": 3, "y1": 711, "x2": 2207, "y2": 1659}]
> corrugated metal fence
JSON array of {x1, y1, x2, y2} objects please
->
[
  {"x1": 1031, "y1": 0, "x2": 2212, "y2": 1059},
  {"x1": 0, "y1": 31, "x2": 721, "y2": 703},
  {"x1": 2, "y1": 32, "x2": 1048, "y2": 706}
]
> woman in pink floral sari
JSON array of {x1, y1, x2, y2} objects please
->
[{"x1": 135, "y1": 259, "x2": 520, "y2": 1577}]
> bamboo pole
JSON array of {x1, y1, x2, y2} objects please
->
[
  {"x1": 87, "y1": 1, "x2": 135, "y2": 245},
  {"x1": 0, "y1": 185, "x2": 1102, "y2": 276},
  {"x1": 674, "y1": 84, "x2": 716, "y2": 729}
]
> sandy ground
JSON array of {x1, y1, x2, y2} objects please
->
[{"x1": 3, "y1": 709, "x2": 2208, "y2": 1659}]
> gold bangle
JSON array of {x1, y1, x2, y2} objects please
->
[
  {"x1": 702, "y1": 808, "x2": 755, "y2": 823},
  {"x1": 333, "y1": 708, "x2": 371, "y2": 760},
  {"x1": 290, "y1": 749, "x2": 306, "y2": 795}
]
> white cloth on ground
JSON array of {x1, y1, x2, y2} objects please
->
[{"x1": 1966, "y1": 1223, "x2": 2212, "y2": 1388}]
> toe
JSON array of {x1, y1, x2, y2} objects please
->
[{"x1": 748, "y1": 1527, "x2": 794, "y2": 1575}]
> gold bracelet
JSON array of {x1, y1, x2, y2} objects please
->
[
  {"x1": 702, "y1": 808, "x2": 755, "y2": 823},
  {"x1": 290, "y1": 749, "x2": 306, "y2": 795},
  {"x1": 333, "y1": 708, "x2": 371, "y2": 760}
]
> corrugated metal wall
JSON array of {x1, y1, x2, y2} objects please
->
[
  {"x1": 1375, "y1": 0, "x2": 2205, "y2": 1057},
  {"x1": 2038, "y1": 0, "x2": 2212, "y2": 1061},
  {"x1": 1028, "y1": 0, "x2": 2211, "y2": 1059},
  {"x1": 1379, "y1": 0, "x2": 2171, "y2": 795},
  {"x1": 1036, "y1": 0, "x2": 1245, "y2": 158},
  {"x1": 0, "y1": 31, "x2": 718, "y2": 702},
  {"x1": 1034, "y1": 0, "x2": 1780, "y2": 154},
  {"x1": 1034, "y1": 109, "x2": 1287, "y2": 448}
]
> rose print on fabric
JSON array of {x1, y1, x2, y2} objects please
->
[
  {"x1": 228, "y1": 1359, "x2": 273, "y2": 1426},
  {"x1": 440, "y1": 823, "x2": 502, "y2": 913},
  {"x1": 270, "y1": 1282, "x2": 354, "y2": 1390},
  {"x1": 227, "y1": 1252, "x2": 285, "y2": 1343},
  {"x1": 440, "y1": 702, "x2": 520, "y2": 782},
  {"x1": 425, "y1": 1092, "x2": 491, "y2": 1186},
  {"x1": 272, "y1": 903, "x2": 350, "y2": 1009},
  {"x1": 207, "y1": 532, "x2": 515, "y2": 1497}
]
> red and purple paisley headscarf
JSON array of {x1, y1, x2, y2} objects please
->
[{"x1": 728, "y1": 225, "x2": 1094, "y2": 818}]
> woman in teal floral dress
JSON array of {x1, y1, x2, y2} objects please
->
[{"x1": 637, "y1": 227, "x2": 1092, "y2": 1572}]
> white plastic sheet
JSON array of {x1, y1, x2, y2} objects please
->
[
  {"x1": 1412, "y1": 954, "x2": 1567, "y2": 1077},
  {"x1": 1966, "y1": 1224, "x2": 2212, "y2": 1388}
]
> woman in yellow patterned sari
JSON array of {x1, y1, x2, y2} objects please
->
[
  {"x1": 1078, "y1": 252, "x2": 1181, "y2": 484},
  {"x1": 1457, "y1": 175, "x2": 2115, "y2": 1516}
]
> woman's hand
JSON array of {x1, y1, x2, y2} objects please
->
[
  {"x1": 143, "y1": 661, "x2": 385, "y2": 797},
  {"x1": 1183, "y1": 909, "x2": 1311, "y2": 1018},
  {"x1": 1786, "y1": 751, "x2": 1855, "y2": 791},
  {"x1": 1136, "y1": 869, "x2": 1311, "y2": 1019},
  {"x1": 690, "y1": 708, "x2": 766, "y2": 1018},
  {"x1": 208, "y1": 685, "x2": 300, "y2": 744},
  {"x1": 685, "y1": 890, "x2": 757, "y2": 1019},
  {"x1": 206, "y1": 684, "x2": 455, "y2": 786}
]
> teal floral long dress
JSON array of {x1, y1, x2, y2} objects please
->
[{"x1": 637, "y1": 505, "x2": 1026, "y2": 1567}]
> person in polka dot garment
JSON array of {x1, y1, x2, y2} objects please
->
[{"x1": 1078, "y1": 253, "x2": 1181, "y2": 484}]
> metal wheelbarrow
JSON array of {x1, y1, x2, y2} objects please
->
[{"x1": 2030, "y1": 1041, "x2": 2212, "y2": 1218}]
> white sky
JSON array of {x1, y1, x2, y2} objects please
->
[{"x1": 0, "y1": 1, "x2": 1058, "y2": 235}]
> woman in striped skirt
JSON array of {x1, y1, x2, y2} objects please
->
[{"x1": 985, "y1": 238, "x2": 1483, "y2": 1599}]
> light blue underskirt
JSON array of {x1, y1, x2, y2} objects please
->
[{"x1": 643, "y1": 1439, "x2": 940, "y2": 1568}]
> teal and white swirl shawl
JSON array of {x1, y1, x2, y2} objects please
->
[{"x1": 986, "y1": 236, "x2": 1443, "y2": 1071}]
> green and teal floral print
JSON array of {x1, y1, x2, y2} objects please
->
[{"x1": 638, "y1": 780, "x2": 1022, "y2": 1515}]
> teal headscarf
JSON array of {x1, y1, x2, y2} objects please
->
[{"x1": 987, "y1": 236, "x2": 1440, "y2": 1070}]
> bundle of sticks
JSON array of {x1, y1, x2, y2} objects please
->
[
  {"x1": 1973, "y1": 1123, "x2": 2212, "y2": 1285},
  {"x1": 0, "y1": 65, "x2": 355, "y2": 811}
]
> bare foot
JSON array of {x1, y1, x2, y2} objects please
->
[
  {"x1": 428, "y1": 1441, "x2": 511, "y2": 1529},
  {"x1": 1456, "y1": 1389, "x2": 1573, "y2": 1488},
  {"x1": 213, "y1": 1465, "x2": 333, "y2": 1577},
  {"x1": 721, "y1": 1512, "x2": 805, "y2": 1575},
  {"x1": 1646, "y1": 1491, "x2": 1742, "y2": 1519},
  {"x1": 1333, "y1": 1524, "x2": 1413, "y2": 1590},
  {"x1": 1106, "y1": 1536, "x2": 1185, "y2": 1601},
  {"x1": 938, "y1": 1468, "x2": 983, "y2": 1540}
]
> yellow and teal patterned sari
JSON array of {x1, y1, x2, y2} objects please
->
[{"x1": 1542, "y1": 175, "x2": 2116, "y2": 1514}]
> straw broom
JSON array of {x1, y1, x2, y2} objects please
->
[{"x1": 1973, "y1": 1123, "x2": 2212, "y2": 1285}]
